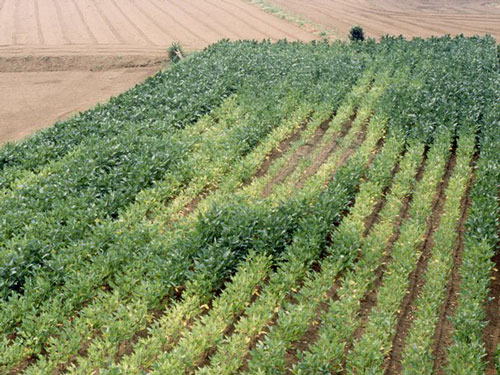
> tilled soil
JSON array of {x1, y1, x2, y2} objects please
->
[
  {"x1": 268, "y1": 0, "x2": 500, "y2": 39},
  {"x1": 0, "y1": 0, "x2": 315, "y2": 145}
]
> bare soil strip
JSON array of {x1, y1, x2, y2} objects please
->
[
  {"x1": 431, "y1": 164, "x2": 476, "y2": 374},
  {"x1": 484, "y1": 249, "x2": 500, "y2": 375},
  {"x1": 261, "y1": 117, "x2": 331, "y2": 197},
  {"x1": 0, "y1": 54, "x2": 165, "y2": 72},
  {"x1": 384, "y1": 146, "x2": 457, "y2": 375},
  {"x1": 8, "y1": 355, "x2": 36, "y2": 375},
  {"x1": 296, "y1": 114, "x2": 354, "y2": 188},
  {"x1": 180, "y1": 115, "x2": 313, "y2": 218}
]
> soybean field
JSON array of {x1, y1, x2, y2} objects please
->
[{"x1": 0, "y1": 36, "x2": 498, "y2": 375}]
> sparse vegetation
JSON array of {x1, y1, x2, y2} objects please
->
[{"x1": 167, "y1": 42, "x2": 185, "y2": 63}]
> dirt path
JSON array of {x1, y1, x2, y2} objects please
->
[{"x1": 266, "y1": 0, "x2": 500, "y2": 39}]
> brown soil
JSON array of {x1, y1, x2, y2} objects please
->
[
  {"x1": 384, "y1": 147, "x2": 457, "y2": 375},
  {"x1": 484, "y1": 249, "x2": 500, "y2": 375},
  {"x1": 432, "y1": 167, "x2": 475, "y2": 374},
  {"x1": 0, "y1": 0, "x2": 314, "y2": 53},
  {"x1": 182, "y1": 186, "x2": 215, "y2": 217},
  {"x1": 178, "y1": 115, "x2": 314, "y2": 219},
  {"x1": 0, "y1": 0, "x2": 315, "y2": 145},
  {"x1": 295, "y1": 114, "x2": 353, "y2": 189},
  {"x1": 8, "y1": 355, "x2": 36, "y2": 375},
  {"x1": 245, "y1": 116, "x2": 312, "y2": 186},
  {"x1": 0, "y1": 67, "x2": 158, "y2": 145},
  {"x1": 0, "y1": 54, "x2": 164, "y2": 72},
  {"x1": 323, "y1": 120, "x2": 369, "y2": 188},
  {"x1": 261, "y1": 117, "x2": 331, "y2": 197},
  {"x1": 267, "y1": 0, "x2": 500, "y2": 40}
]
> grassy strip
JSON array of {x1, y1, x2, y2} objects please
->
[
  {"x1": 344, "y1": 130, "x2": 453, "y2": 374},
  {"x1": 291, "y1": 141, "x2": 424, "y2": 374},
  {"x1": 401, "y1": 131, "x2": 475, "y2": 373},
  {"x1": 242, "y1": 0, "x2": 339, "y2": 39}
]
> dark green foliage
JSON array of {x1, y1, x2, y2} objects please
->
[{"x1": 349, "y1": 26, "x2": 365, "y2": 42}]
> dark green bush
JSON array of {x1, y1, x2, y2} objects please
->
[{"x1": 350, "y1": 26, "x2": 365, "y2": 42}]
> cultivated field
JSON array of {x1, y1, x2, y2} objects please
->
[
  {"x1": 266, "y1": 0, "x2": 500, "y2": 39},
  {"x1": 0, "y1": 36, "x2": 498, "y2": 375},
  {"x1": 0, "y1": 0, "x2": 315, "y2": 144}
]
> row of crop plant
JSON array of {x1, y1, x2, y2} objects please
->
[
  {"x1": 0, "y1": 36, "x2": 497, "y2": 374},
  {"x1": 0, "y1": 40, "x2": 367, "y2": 187},
  {"x1": 0, "y1": 61, "x2": 377, "y2": 373},
  {"x1": 22, "y1": 75, "x2": 382, "y2": 374}
]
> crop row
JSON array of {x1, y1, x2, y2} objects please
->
[
  {"x1": 16, "y1": 65, "x2": 387, "y2": 373},
  {"x1": 0, "y1": 36, "x2": 497, "y2": 374},
  {"x1": 0, "y1": 41, "x2": 368, "y2": 184},
  {"x1": 0, "y1": 62, "x2": 380, "y2": 373},
  {"x1": 446, "y1": 110, "x2": 499, "y2": 373},
  {"x1": 401, "y1": 129, "x2": 475, "y2": 374}
]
